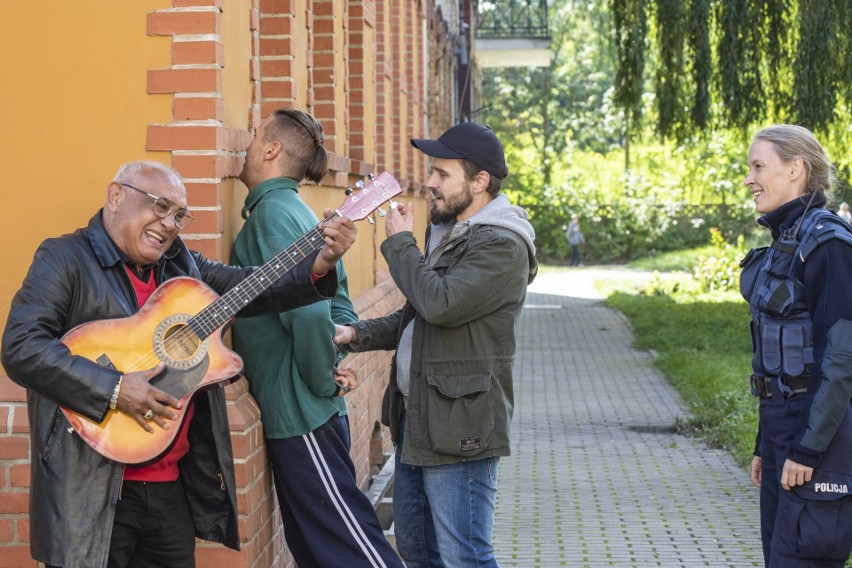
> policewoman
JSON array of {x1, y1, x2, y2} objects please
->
[{"x1": 740, "y1": 124, "x2": 852, "y2": 567}]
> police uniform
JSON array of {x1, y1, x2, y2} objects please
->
[{"x1": 740, "y1": 193, "x2": 852, "y2": 567}]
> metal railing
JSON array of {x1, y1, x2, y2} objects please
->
[{"x1": 477, "y1": 0, "x2": 549, "y2": 39}]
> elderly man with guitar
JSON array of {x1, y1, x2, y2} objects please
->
[{"x1": 1, "y1": 160, "x2": 361, "y2": 568}]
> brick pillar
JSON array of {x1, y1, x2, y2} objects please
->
[
  {"x1": 312, "y1": 0, "x2": 343, "y2": 160},
  {"x1": 258, "y1": 0, "x2": 297, "y2": 120},
  {"x1": 347, "y1": 0, "x2": 377, "y2": 176},
  {"x1": 374, "y1": 0, "x2": 391, "y2": 173},
  {"x1": 145, "y1": 5, "x2": 250, "y2": 262},
  {"x1": 417, "y1": 1, "x2": 429, "y2": 184},
  {"x1": 0, "y1": 378, "x2": 35, "y2": 567}
]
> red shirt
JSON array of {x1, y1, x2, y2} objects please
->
[{"x1": 121, "y1": 266, "x2": 194, "y2": 482}]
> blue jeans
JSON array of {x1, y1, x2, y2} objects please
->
[{"x1": 394, "y1": 416, "x2": 500, "y2": 568}]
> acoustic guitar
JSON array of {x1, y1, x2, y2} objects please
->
[{"x1": 61, "y1": 171, "x2": 402, "y2": 465}]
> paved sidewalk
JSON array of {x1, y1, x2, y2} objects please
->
[{"x1": 493, "y1": 268, "x2": 763, "y2": 567}]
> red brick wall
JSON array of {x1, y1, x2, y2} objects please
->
[{"x1": 0, "y1": 379, "x2": 30, "y2": 567}]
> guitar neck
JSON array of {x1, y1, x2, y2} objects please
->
[
  {"x1": 189, "y1": 220, "x2": 333, "y2": 338},
  {"x1": 183, "y1": 170, "x2": 402, "y2": 340}
]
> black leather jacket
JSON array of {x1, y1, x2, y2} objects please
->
[{"x1": 1, "y1": 211, "x2": 335, "y2": 568}]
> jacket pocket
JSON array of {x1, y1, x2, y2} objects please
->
[
  {"x1": 776, "y1": 491, "x2": 852, "y2": 559},
  {"x1": 425, "y1": 373, "x2": 495, "y2": 457},
  {"x1": 41, "y1": 408, "x2": 64, "y2": 463}
]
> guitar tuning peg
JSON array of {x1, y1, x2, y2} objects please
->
[
  {"x1": 377, "y1": 208, "x2": 387, "y2": 217},
  {"x1": 367, "y1": 216, "x2": 375, "y2": 225},
  {"x1": 368, "y1": 173, "x2": 375, "y2": 180},
  {"x1": 345, "y1": 187, "x2": 353, "y2": 195},
  {"x1": 355, "y1": 180, "x2": 365, "y2": 189}
]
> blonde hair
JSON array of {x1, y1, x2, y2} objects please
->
[{"x1": 752, "y1": 125, "x2": 836, "y2": 195}]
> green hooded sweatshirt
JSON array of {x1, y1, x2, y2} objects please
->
[{"x1": 231, "y1": 177, "x2": 357, "y2": 438}]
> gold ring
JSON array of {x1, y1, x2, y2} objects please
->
[{"x1": 143, "y1": 409, "x2": 154, "y2": 420}]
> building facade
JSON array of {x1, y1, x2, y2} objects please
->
[{"x1": 0, "y1": 1, "x2": 479, "y2": 566}]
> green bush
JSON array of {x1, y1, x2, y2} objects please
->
[
  {"x1": 693, "y1": 228, "x2": 747, "y2": 293},
  {"x1": 501, "y1": 133, "x2": 759, "y2": 264}
]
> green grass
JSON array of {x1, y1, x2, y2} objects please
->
[
  {"x1": 627, "y1": 245, "x2": 716, "y2": 272},
  {"x1": 606, "y1": 281, "x2": 758, "y2": 467}
]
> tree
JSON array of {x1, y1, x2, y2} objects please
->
[{"x1": 610, "y1": 0, "x2": 852, "y2": 139}]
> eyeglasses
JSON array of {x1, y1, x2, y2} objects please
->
[{"x1": 119, "y1": 183, "x2": 194, "y2": 230}]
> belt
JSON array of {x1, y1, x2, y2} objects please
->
[{"x1": 750, "y1": 374, "x2": 810, "y2": 398}]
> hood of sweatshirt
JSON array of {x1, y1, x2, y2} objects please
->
[{"x1": 430, "y1": 194, "x2": 538, "y2": 282}]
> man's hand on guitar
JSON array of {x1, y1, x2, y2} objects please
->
[
  {"x1": 117, "y1": 363, "x2": 182, "y2": 433},
  {"x1": 312, "y1": 211, "x2": 357, "y2": 275}
]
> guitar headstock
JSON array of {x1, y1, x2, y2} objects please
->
[{"x1": 336, "y1": 171, "x2": 403, "y2": 222}]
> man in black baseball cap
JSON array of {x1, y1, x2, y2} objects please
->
[
  {"x1": 334, "y1": 121, "x2": 536, "y2": 567},
  {"x1": 410, "y1": 121, "x2": 509, "y2": 180}
]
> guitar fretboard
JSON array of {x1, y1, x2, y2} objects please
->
[
  {"x1": 188, "y1": 221, "x2": 331, "y2": 338},
  {"x1": 178, "y1": 170, "x2": 401, "y2": 341}
]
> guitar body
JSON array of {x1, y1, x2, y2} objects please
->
[{"x1": 60, "y1": 277, "x2": 243, "y2": 466}]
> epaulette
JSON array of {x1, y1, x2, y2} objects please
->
[{"x1": 797, "y1": 209, "x2": 852, "y2": 263}]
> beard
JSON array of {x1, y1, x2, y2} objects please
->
[{"x1": 430, "y1": 182, "x2": 473, "y2": 224}]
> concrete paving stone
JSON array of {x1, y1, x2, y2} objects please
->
[{"x1": 493, "y1": 269, "x2": 761, "y2": 567}]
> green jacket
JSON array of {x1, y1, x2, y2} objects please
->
[
  {"x1": 347, "y1": 195, "x2": 537, "y2": 466},
  {"x1": 231, "y1": 177, "x2": 357, "y2": 438}
]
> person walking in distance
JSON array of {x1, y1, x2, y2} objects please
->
[{"x1": 567, "y1": 213, "x2": 585, "y2": 267}]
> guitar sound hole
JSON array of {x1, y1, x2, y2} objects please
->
[
  {"x1": 153, "y1": 314, "x2": 210, "y2": 370},
  {"x1": 163, "y1": 324, "x2": 201, "y2": 361}
]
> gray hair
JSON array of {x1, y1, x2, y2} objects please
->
[{"x1": 114, "y1": 161, "x2": 183, "y2": 187}]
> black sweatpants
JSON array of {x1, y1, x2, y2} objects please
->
[{"x1": 266, "y1": 415, "x2": 403, "y2": 568}]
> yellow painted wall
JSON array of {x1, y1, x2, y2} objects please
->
[
  {"x1": 0, "y1": 1, "x2": 171, "y2": 344},
  {"x1": 334, "y1": 3, "x2": 347, "y2": 156},
  {"x1": 221, "y1": 0, "x2": 253, "y2": 258}
]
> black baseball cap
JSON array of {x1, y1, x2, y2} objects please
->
[{"x1": 410, "y1": 122, "x2": 508, "y2": 180}]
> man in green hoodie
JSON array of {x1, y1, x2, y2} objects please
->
[{"x1": 231, "y1": 109, "x2": 403, "y2": 568}]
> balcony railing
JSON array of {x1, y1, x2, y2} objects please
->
[{"x1": 477, "y1": 0, "x2": 549, "y2": 39}]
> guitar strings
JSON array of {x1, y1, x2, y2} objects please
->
[
  {"x1": 117, "y1": 222, "x2": 332, "y2": 375},
  {"x1": 118, "y1": 178, "x2": 395, "y2": 375}
]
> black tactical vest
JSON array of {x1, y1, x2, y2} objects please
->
[{"x1": 740, "y1": 208, "x2": 852, "y2": 378}]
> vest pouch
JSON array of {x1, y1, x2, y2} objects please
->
[
  {"x1": 781, "y1": 324, "x2": 810, "y2": 376},
  {"x1": 759, "y1": 317, "x2": 783, "y2": 374},
  {"x1": 739, "y1": 247, "x2": 768, "y2": 302},
  {"x1": 757, "y1": 242, "x2": 797, "y2": 316}
]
